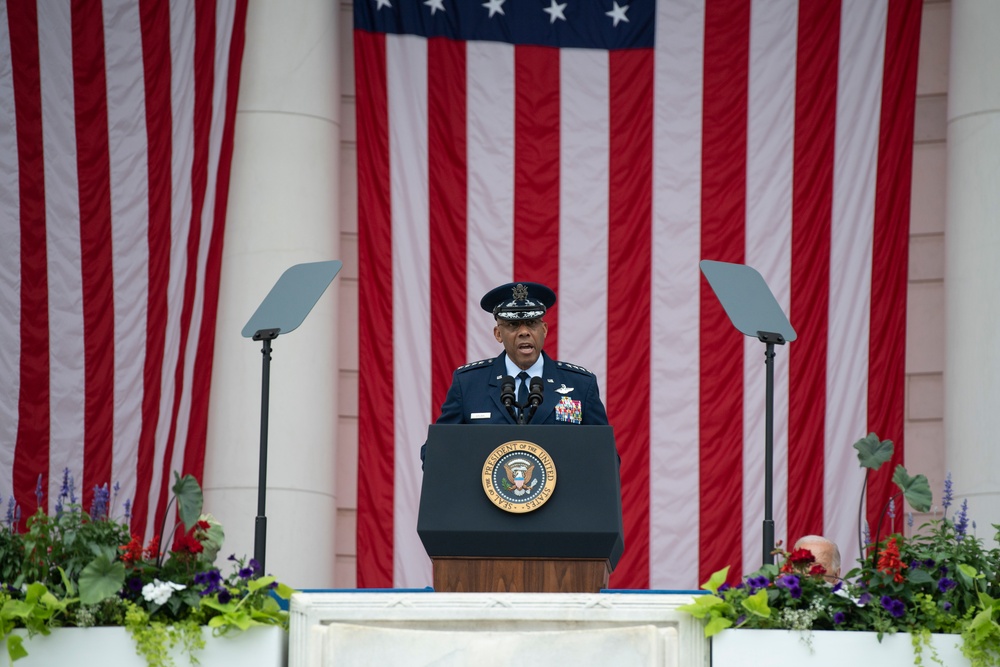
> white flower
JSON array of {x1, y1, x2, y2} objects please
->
[{"x1": 141, "y1": 578, "x2": 186, "y2": 605}]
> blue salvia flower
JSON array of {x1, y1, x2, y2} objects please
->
[
  {"x1": 34, "y1": 474, "x2": 44, "y2": 508},
  {"x1": 59, "y1": 467, "x2": 71, "y2": 500},
  {"x1": 955, "y1": 499, "x2": 969, "y2": 541},
  {"x1": 888, "y1": 496, "x2": 896, "y2": 521},
  {"x1": 863, "y1": 521, "x2": 871, "y2": 546},
  {"x1": 4, "y1": 497, "x2": 15, "y2": 530},
  {"x1": 942, "y1": 472, "x2": 954, "y2": 515},
  {"x1": 123, "y1": 498, "x2": 132, "y2": 522},
  {"x1": 907, "y1": 512, "x2": 914, "y2": 528},
  {"x1": 90, "y1": 483, "x2": 110, "y2": 520}
]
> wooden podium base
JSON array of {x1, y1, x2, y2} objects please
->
[{"x1": 432, "y1": 557, "x2": 610, "y2": 593}]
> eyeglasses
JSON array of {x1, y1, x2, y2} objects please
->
[{"x1": 498, "y1": 319, "x2": 543, "y2": 332}]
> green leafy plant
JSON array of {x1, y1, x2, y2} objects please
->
[
  {"x1": 680, "y1": 432, "x2": 1000, "y2": 666},
  {"x1": 0, "y1": 471, "x2": 293, "y2": 665}
]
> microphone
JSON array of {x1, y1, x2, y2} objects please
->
[
  {"x1": 528, "y1": 376, "x2": 544, "y2": 408},
  {"x1": 500, "y1": 375, "x2": 516, "y2": 407},
  {"x1": 500, "y1": 375, "x2": 518, "y2": 421},
  {"x1": 525, "y1": 375, "x2": 544, "y2": 422}
]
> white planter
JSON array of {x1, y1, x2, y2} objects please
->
[
  {"x1": 0, "y1": 625, "x2": 287, "y2": 667},
  {"x1": 712, "y1": 629, "x2": 967, "y2": 667}
]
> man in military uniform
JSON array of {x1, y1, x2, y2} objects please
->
[{"x1": 425, "y1": 282, "x2": 608, "y2": 456}]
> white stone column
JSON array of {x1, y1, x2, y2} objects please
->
[
  {"x1": 204, "y1": 0, "x2": 340, "y2": 587},
  {"x1": 944, "y1": 1, "x2": 1000, "y2": 529}
]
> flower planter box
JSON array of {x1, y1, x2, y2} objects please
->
[
  {"x1": 712, "y1": 629, "x2": 967, "y2": 667},
  {"x1": 0, "y1": 625, "x2": 287, "y2": 667}
]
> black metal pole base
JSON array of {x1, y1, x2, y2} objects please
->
[
  {"x1": 254, "y1": 515, "x2": 267, "y2": 571},
  {"x1": 762, "y1": 519, "x2": 775, "y2": 565}
]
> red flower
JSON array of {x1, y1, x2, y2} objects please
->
[
  {"x1": 172, "y1": 530, "x2": 204, "y2": 555},
  {"x1": 877, "y1": 536, "x2": 907, "y2": 583},
  {"x1": 809, "y1": 563, "x2": 828, "y2": 577},
  {"x1": 780, "y1": 548, "x2": 817, "y2": 573},
  {"x1": 144, "y1": 535, "x2": 161, "y2": 560},
  {"x1": 119, "y1": 534, "x2": 143, "y2": 563},
  {"x1": 789, "y1": 548, "x2": 816, "y2": 565}
]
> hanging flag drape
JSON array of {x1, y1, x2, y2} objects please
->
[
  {"x1": 355, "y1": 0, "x2": 920, "y2": 590},
  {"x1": 0, "y1": 0, "x2": 247, "y2": 540}
]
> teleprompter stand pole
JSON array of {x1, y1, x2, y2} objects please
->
[
  {"x1": 253, "y1": 328, "x2": 279, "y2": 572},
  {"x1": 241, "y1": 260, "x2": 342, "y2": 575},
  {"x1": 758, "y1": 331, "x2": 785, "y2": 565},
  {"x1": 700, "y1": 260, "x2": 797, "y2": 570}
]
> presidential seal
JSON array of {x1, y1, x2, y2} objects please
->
[{"x1": 481, "y1": 440, "x2": 557, "y2": 513}]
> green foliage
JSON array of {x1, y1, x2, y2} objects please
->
[
  {"x1": 78, "y1": 553, "x2": 126, "y2": 604},
  {"x1": 682, "y1": 432, "x2": 1000, "y2": 667},
  {"x1": 171, "y1": 472, "x2": 204, "y2": 534},
  {"x1": 892, "y1": 466, "x2": 933, "y2": 514},
  {"x1": 125, "y1": 602, "x2": 206, "y2": 667},
  {"x1": 854, "y1": 432, "x2": 895, "y2": 470},
  {"x1": 0, "y1": 471, "x2": 294, "y2": 666}
]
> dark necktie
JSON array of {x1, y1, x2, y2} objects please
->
[{"x1": 517, "y1": 371, "x2": 530, "y2": 408}]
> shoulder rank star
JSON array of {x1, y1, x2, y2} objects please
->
[{"x1": 555, "y1": 384, "x2": 573, "y2": 394}]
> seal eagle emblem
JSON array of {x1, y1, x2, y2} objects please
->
[{"x1": 482, "y1": 440, "x2": 557, "y2": 513}]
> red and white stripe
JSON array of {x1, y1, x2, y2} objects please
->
[
  {"x1": 357, "y1": 0, "x2": 920, "y2": 590},
  {"x1": 0, "y1": 0, "x2": 247, "y2": 539}
]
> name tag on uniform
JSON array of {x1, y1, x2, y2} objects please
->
[{"x1": 471, "y1": 412, "x2": 491, "y2": 419}]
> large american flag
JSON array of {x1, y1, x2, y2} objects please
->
[
  {"x1": 355, "y1": 0, "x2": 921, "y2": 590},
  {"x1": 0, "y1": 1, "x2": 246, "y2": 539}
]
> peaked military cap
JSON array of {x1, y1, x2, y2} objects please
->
[{"x1": 480, "y1": 282, "x2": 557, "y2": 321}]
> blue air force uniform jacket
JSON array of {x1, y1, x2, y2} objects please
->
[{"x1": 435, "y1": 351, "x2": 609, "y2": 426}]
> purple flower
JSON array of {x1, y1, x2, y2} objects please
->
[
  {"x1": 938, "y1": 577, "x2": 957, "y2": 593},
  {"x1": 747, "y1": 575, "x2": 770, "y2": 592},
  {"x1": 833, "y1": 612, "x2": 846, "y2": 625},
  {"x1": 857, "y1": 592, "x2": 872, "y2": 606},
  {"x1": 34, "y1": 474, "x2": 44, "y2": 507},
  {"x1": 777, "y1": 575, "x2": 802, "y2": 599},
  {"x1": 942, "y1": 472, "x2": 953, "y2": 514},
  {"x1": 217, "y1": 589, "x2": 232, "y2": 604},
  {"x1": 832, "y1": 581, "x2": 843, "y2": 593},
  {"x1": 718, "y1": 583, "x2": 731, "y2": 593},
  {"x1": 955, "y1": 500, "x2": 969, "y2": 541},
  {"x1": 123, "y1": 498, "x2": 132, "y2": 522},
  {"x1": 90, "y1": 483, "x2": 109, "y2": 520},
  {"x1": 888, "y1": 497, "x2": 896, "y2": 521},
  {"x1": 4, "y1": 498, "x2": 14, "y2": 529},
  {"x1": 127, "y1": 577, "x2": 144, "y2": 593},
  {"x1": 249, "y1": 558, "x2": 262, "y2": 575},
  {"x1": 735, "y1": 614, "x2": 747, "y2": 626},
  {"x1": 194, "y1": 569, "x2": 224, "y2": 595},
  {"x1": 881, "y1": 596, "x2": 905, "y2": 618},
  {"x1": 943, "y1": 601, "x2": 953, "y2": 611},
  {"x1": 239, "y1": 567, "x2": 255, "y2": 580},
  {"x1": 59, "y1": 468, "x2": 71, "y2": 500}
]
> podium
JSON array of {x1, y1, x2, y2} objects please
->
[{"x1": 417, "y1": 424, "x2": 624, "y2": 593}]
